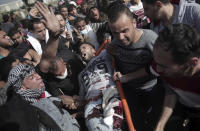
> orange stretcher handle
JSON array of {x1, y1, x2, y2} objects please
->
[
  {"x1": 116, "y1": 80, "x2": 135, "y2": 131},
  {"x1": 111, "y1": 57, "x2": 135, "y2": 131},
  {"x1": 95, "y1": 39, "x2": 111, "y2": 56},
  {"x1": 95, "y1": 39, "x2": 135, "y2": 131}
]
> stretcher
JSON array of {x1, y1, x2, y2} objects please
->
[{"x1": 95, "y1": 39, "x2": 135, "y2": 131}]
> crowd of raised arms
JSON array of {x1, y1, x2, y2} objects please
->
[{"x1": 0, "y1": 0, "x2": 200, "y2": 131}]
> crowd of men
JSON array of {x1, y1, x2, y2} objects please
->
[{"x1": 0, "y1": 0, "x2": 200, "y2": 131}]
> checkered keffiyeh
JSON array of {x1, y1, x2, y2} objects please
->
[
  {"x1": 8, "y1": 64, "x2": 45, "y2": 103},
  {"x1": 8, "y1": 64, "x2": 35, "y2": 91}
]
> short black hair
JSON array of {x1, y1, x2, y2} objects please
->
[
  {"x1": 20, "y1": 19, "x2": 29, "y2": 29},
  {"x1": 28, "y1": 18, "x2": 42, "y2": 31},
  {"x1": 78, "y1": 42, "x2": 95, "y2": 54},
  {"x1": 48, "y1": 56, "x2": 63, "y2": 74},
  {"x1": 108, "y1": 3, "x2": 133, "y2": 23},
  {"x1": 0, "y1": 56, "x2": 18, "y2": 81},
  {"x1": 59, "y1": 3, "x2": 69, "y2": 11},
  {"x1": 89, "y1": 6, "x2": 98, "y2": 13},
  {"x1": 2, "y1": 14, "x2": 10, "y2": 23},
  {"x1": 54, "y1": 12, "x2": 65, "y2": 19},
  {"x1": 8, "y1": 27, "x2": 20, "y2": 38},
  {"x1": 68, "y1": 4, "x2": 76, "y2": 13},
  {"x1": 155, "y1": 24, "x2": 200, "y2": 64},
  {"x1": 141, "y1": 0, "x2": 170, "y2": 5},
  {"x1": 74, "y1": 17, "x2": 85, "y2": 25}
]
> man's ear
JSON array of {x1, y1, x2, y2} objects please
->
[
  {"x1": 20, "y1": 84, "x2": 27, "y2": 90},
  {"x1": 189, "y1": 57, "x2": 199, "y2": 67},
  {"x1": 155, "y1": 1, "x2": 163, "y2": 7},
  {"x1": 132, "y1": 18, "x2": 137, "y2": 27}
]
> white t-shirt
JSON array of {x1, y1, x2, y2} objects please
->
[{"x1": 79, "y1": 50, "x2": 115, "y2": 100}]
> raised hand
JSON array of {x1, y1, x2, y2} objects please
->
[
  {"x1": 35, "y1": 1, "x2": 60, "y2": 35},
  {"x1": 60, "y1": 95, "x2": 77, "y2": 110},
  {"x1": 73, "y1": 28, "x2": 84, "y2": 42}
]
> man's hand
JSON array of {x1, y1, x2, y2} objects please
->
[
  {"x1": 154, "y1": 93, "x2": 177, "y2": 131},
  {"x1": 60, "y1": 95, "x2": 77, "y2": 110},
  {"x1": 73, "y1": 28, "x2": 84, "y2": 42},
  {"x1": 35, "y1": 1, "x2": 60, "y2": 35},
  {"x1": 65, "y1": 30, "x2": 72, "y2": 40},
  {"x1": 154, "y1": 122, "x2": 164, "y2": 131},
  {"x1": 29, "y1": 7, "x2": 42, "y2": 19},
  {"x1": 113, "y1": 72, "x2": 128, "y2": 83}
]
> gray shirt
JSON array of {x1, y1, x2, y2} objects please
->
[
  {"x1": 110, "y1": 29, "x2": 158, "y2": 90},
  {"x1": 151, "y1": 0, "x2": 200, "y2": 33}
]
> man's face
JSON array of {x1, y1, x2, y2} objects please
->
[
  {"x1": 75, "y1": 20, "x2": 86, "y2": 31},
  {"x1": 56, "y1": 14, "x2": 66, "y2": 33},
  {"x1": 11, "y1": 32, "x2": 23, "y2": 44},
  {"x1": 109, "y1": 13, "x2": 136, "y2": 46},
  {"x1": 0, "y1": 31, "x2": 12, "y2": 47},
  {"x1": 69, "y1": 7, "x2": 78, "y2": 17},
  {"x1": 79, "y1": 44, "x2": 96, "y2": 62},
  {"x1": 60, "y1": 7, "x2": 68, "y2": 19},
  {"x1": 89, "y1": 8, "x2": 100, "y2": 20},
  {"x1": 143, "y1": 2, "x2": 161, "y2": 22},
  {"x1": 54, "y1": 59, "x2": 66, "y2": 77},
  {"x1": 81, "y1": 3, "x2": 87, "y2": 11},
  {"x1": 32, "y1": 23, "x2": 46, "y2": 41},
  {"x1": 153, "y1": 45, "x2": 192, "y2": 78},
  {"x1": 22, "y1": 72, "x2": 44, "y2": 89}
]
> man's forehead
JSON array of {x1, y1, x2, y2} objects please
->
[
  {"x1": 56, "y1": 15, "x2": 64, "y2": 20},
  {"x1": 33, "y1": 23, "x2": 46, "y2": 31},
  {"x1": 80, "y1": 44, "x2": 90, "y2": 49},
  {"x1": 61, "y1": 7, "x2": 68, "y2": 11},
  {"x1": 34, "y1": 23, "x2": 45, "y2": 28},
  {"x1": 77, "y1": 20, "x2": 85, "y2": 25}
]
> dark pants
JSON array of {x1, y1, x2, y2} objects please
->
[
  {"x1": 123, "y1": 83, "x2": 164, "y2": 131},
  {"x1": 179, "y1": 104, "x2": 200, "y2": 131}
]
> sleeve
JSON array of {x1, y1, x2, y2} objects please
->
[
  {"x1": 89, "y1": 22, "x2": 107, "y2": 32},
  {"x1": 162, "y1": 80, "x2": 177, "y2": 95},
  {"x1": 46, "y1": 82, "x2": 63, "y2": 97},
  {"x1": 78, "y1": 74, "x2": 86, "y2": 100},
  {"x1": 192, "y1": 4, "x2": 200, "y2": 33},
  {"x1": 145, "y1": 60, "x2": 160, "y2": 77}
]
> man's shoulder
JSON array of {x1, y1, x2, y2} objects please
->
[
  {"x1": 140, "y1": 29, "x2": 158, "y2": 44},
  {"x1": 142, "y1": 29, "x2": 158, "y2": 37}
]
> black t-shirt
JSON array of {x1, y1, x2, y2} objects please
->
[
  {"x1": 57, "y1": 36, "x2": 83, "y2": 73},
  {"x1": 40, "y1": 40, "x2": 47, "y2": 51},
  {"x1": 36, "y1": 61, "x2": 83, "y2": 97},
  {"x1": 46, "y1": 63, "x2": 82, "y2": 97},
  {"x1": 9, "y1": 40, "x2": 31, "y2": 58}
]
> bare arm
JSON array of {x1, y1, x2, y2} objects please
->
[
  {"x1": 24, "y1": 49, "x2": 41, "y2": 66},
  {"x1": 35, "y1": 2, "x2": 60, "y2": 58},
  {"x1": 113, "y1": 68, "x2": 149, "y2": 83},
  {"x1": 155, "y1": 93, "x2": 177, "y2": 131}
]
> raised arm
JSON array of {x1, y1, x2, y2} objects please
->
[
  {"x1": 24, "y1": 49, "x2": 41, "y2": 66},
  {"x1": 35, "y1": 1, "x2": 60, "y2": 58}
]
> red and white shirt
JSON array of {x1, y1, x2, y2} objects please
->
[{"x1": 150, "y1": 61, "x2": 200, "y2": 108}]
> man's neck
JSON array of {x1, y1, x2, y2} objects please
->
[
  {"x1": 0, "y1": 46, "x2": 9, "y2": 57},
  {"x1": 132, "y1": 29, "x2": 143, "y2": 44},
  {"x1": 162, "y1": 3, "x2": 175, "y2": 27}
]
